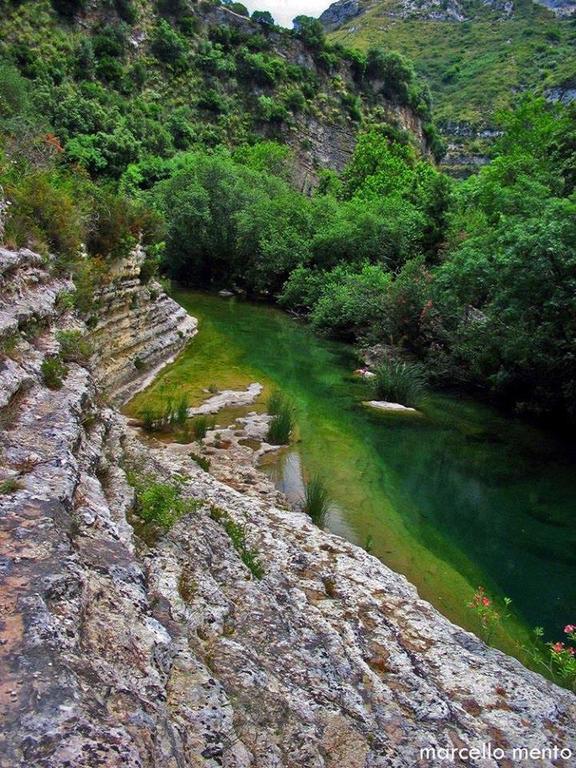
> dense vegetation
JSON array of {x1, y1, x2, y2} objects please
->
[
  {"x1": 326, "y1": 0, "x2": 576, "y2": 128},
  {"x1": 0, "y1": 0, "x2": 575, "y2": 422}
]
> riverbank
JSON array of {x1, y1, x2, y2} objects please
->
[
  {"x1": 3, "y1": 248, "x2": 575, "y2": 765},
  {"x1": 126, "y1": 289, "x2": 576, "y2": 671}
]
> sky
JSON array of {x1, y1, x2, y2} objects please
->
[{"x1": 243, "y1": 1, "x2": 330, "y2": 27}]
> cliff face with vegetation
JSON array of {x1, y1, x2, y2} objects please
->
[
  {"x1": 322, "y1": 0, "x2": 576, "y2": 170},
  {"x1": 0, "y1": 0, "x2": 434, "y2": 192},
  {"x1": 1, "y1": 246, "x2": 576, "y2": 766}
]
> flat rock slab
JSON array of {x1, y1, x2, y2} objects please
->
[
  {"x1": 189, "y1": 383, "x2": 263, "y2": 416},
  {"x1": 364, "y1": 400, "x2": 419, "y2": 414}
]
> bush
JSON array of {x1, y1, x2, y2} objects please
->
[
  {"x1": 56, "y1": 330, "x2": 92, "y2": 363},
  {"x1": 41, "y1": 356, "x2": 68, "y2": 390},
  {"x1": 373, "y1": 360, "x2": 427, "y2": 407},
  {"x1": 0, "y1": 478, "x2": 22, "y2": 495},
  {"x1": 135, "y1": 477, "x2": 196, "y2": 529},
  {"x1": 303, "y1": 476, "x2": 329, "y2": 527},
  {"x1": 151, "y1": 20, "x2": 188, "y2": 71}
]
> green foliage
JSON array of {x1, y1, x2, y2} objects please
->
[
  {"x1": 151, "y1": 20, "x2": 188, "y2": 71},
  {"x1": 251, "y1": 10, "x2": 275, "y2": 26},
  {"x1": 192, "y1": 414, "x2": 211, "y2": 440},
  {"x1": 0, "y1": 478, "x2": 22, "y2": 495},
  {"x1": 266, "y1": 397, "x2": 295, "y2": 444},
  {"x1": 210, "y1": 505, "x2": 264, "y2": 579},
  {"x1": 133, "y1": 475, "x2": 197, "y2": 529},
  {"x1": 41, "y1": 355, "x2": 68, "y2": 390},
  {"x1": 373, "y1": 360, "x2": 427, "y2": 407},
  {"x1": 56, "y1": 329, "x2": 92, "y2": 363},
  {"x1": 302, "y1": 476, "x2": 329, "y2": 527},
  {"x1": 189, "y1": 452, "x2": 211, "y2": 471},
  {"x1": 327, "y1": 0, "x2": 576, "y2": 127}
]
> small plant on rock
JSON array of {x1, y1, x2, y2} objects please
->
[
  {"x1": 192, "y1": 414, "x2": 211, "y2": 440},
  {"x1": 41, "y1": 355, "x2": 68, "y2": 390},
  {"x1": 0, "y1": 478, "x2": 22, "y2": 495},
  {"x1": 209, "y1": 504, "x2": 264, "y2": 579},
  {"x1": 133, "y1": 475, "x2": 198, "y2": 529},
  {"x1": 56, "y1": 329, "x2": 92, "y2": 363},
  {"x1": 189, "y1": 452, "x2": 211, "y2": 472},
  {"x1": 467, "y1": 586, "x2": 511, "y2": 642}
]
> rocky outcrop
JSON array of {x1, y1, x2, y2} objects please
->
[
  {"x1": 1, "y1": 247, "x2": 576, "y2": 767},
  {"x1": 89, "y1": 245, "x2": 197, "y2": 403},
  {"x1": 320, "y1": 0, "x2": 364, "y2": 30}
]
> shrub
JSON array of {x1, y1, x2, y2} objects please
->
[
  {"x1": 135, "y1": 477, "x2": 197, "y2": 528},
  {"x1": 56, "y1": 330, "x2": 92, "y2": 363},
  {"x1": 0, "y1": 478, "x2": 22, "y2": 495},
  {"x1": 257, "y1": 96, "x2": 289, "y2": 123},
  {"x1": 373, "y1": 360, "x2": 427, "y2": 407},
  {"x1": 302, "y1": 476, "x2": 329, "y2": 527},
  {"x1": 41, "y1": 356, "x2": 68, "y2": 390},
  {"x1": 140, "y1": 408, "x2": 158, "y2": 433},
  {"x1": 267, "y1": 389, "x2": 285, "y2": 415},
  {"x1": 151, "y1": 20, "x2": 188, "y2": 71},
  {"x1": 266, "y1": 398, "x2": 295, "y2": 444}
]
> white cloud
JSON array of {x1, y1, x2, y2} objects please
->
[{"x1": 243, "y1": 1, "x2": 329, "y2": 27}]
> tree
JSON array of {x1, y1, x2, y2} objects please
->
[
  {"x1": 292, "y1": 16, "x2": 325, "y2": 49},
  {"x1": 252, "y1": 10, "x2": 275, "y2": 26}
]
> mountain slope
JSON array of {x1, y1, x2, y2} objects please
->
[
  {"x1": 0, "y1": 0, "x2": 435, "y2": 193},
  {"x1": 322, "y1": 0, "x2": 576, "y2": 164}
]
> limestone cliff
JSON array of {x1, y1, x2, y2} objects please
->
[{"x1": 1, "y1": 248, "x2": 575, "y2": 767}]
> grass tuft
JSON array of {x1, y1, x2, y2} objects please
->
[
  {"x1": 303, "y1": 475, "x2": 330, "y2": 527},
  {"x1": 373, "y1": 360, "x2": 427, "y2": 408},
  {"x1": 0, "y1": 478, "x2": 22, "y2": 495},
  {"x1": 266, "y1": 393, "x2": 295, "y2": 445}
]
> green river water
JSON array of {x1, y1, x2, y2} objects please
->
[{"x1": 128, "y1": 290, "x2": 576, "y2": 654}]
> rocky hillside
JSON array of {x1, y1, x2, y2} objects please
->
[
  {"x1": 1, "y1": 245, "x2": 576, "y2": 766},
  {"x1": 322, "y1": 0, "x2": 576, "y2": 170},
  {"x1": 0, "y1": 0, "x2": 436, "y2": 192}
]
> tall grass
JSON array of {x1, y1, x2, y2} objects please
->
[
  {"x1": 140, "y1": 396, "x2": 190, "y2": 434},
  {"x1": 192, "y1": 414, "x2": 211, "y2": 440},
  {"x1": 266, "y1": 391, "x2": 295, "y2": 444},
  {"x1": 303, "y1": 476, "x2": 330, "y2": 527},
  {"x1": 267, "y1": 389, "x2": 284, "y2": 415},
  {"x1": 373, "y1": 360, "x2": 427, "y2": 407}
]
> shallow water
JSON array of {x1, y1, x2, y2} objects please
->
[{"x1": 128, "y1": 290, "x2": 576, "y2": 649}]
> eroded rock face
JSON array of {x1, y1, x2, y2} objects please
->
[
  {"x1": 1, "y1": 247, "x2": 575, "y2": 767},
  {"x1": 89, "y1": 245, "x2": 197, "y2": 403}
]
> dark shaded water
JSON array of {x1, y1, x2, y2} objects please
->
[{"x1": 132, "y1": 290, "x2": 576, "y2": 644}]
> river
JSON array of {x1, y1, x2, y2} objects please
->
[{"x1": 127, "y1": 290, "x2": 576, "y2": 654}]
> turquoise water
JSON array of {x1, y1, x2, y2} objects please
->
[{"x1": 133, "y1": 290, "x2": 576, "y2": 644}]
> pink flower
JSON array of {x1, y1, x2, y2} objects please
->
[
  {"x1": 552, "y1": 642, "x2": 565, "y2": 653},
  {"x1": 568, "y1": 647, "x2": 576, "y2": 656},
  {"x1": 481, "y1": 597, "x2": 491, "y2": 607},
  {"x1": 564, "y1": 625, "x2": 576, "y2": 634}
]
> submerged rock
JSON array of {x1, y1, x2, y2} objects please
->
[
  {"x1": 364, "y1": 400, "x2": 419, "y2": 413},
  {"x1": 188, "y1": 383, "x2": 263, "y2": 415}
]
